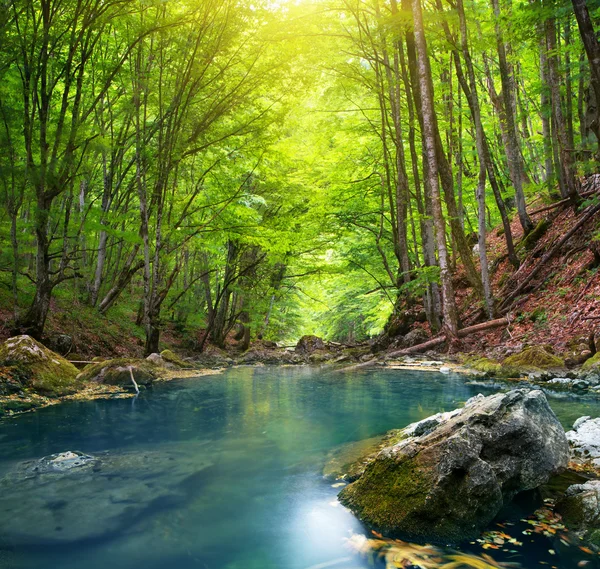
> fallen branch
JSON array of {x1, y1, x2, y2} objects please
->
[
  {"x1": 338, "y1": 317, "x2": 509, "y2": 371},
  {"x1": 528, "y1": 198, "x2": 571, "y2": 216},
  {"x1": 499, "y1": 203, "x2": 600, "y2": 311},
  {"x1": 128, "y1": 366, "x2": 140, "y2": 394}
]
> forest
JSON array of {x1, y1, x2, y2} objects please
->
[{"x1": 0, "y1": 0, "x2": 599, "y2": 357}]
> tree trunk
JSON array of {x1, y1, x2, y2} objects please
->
[
  {"x1": 572, "y1": 0, "x2": 600, "y2": 151},
  {"x1": 455, "y1": 0, "x2": 494, "y2": 318},
  {"x1": 545, "y1": 13, "x2": 579, "y2": 202},
  {"x1": 16, "y1": 195, "x2": 53, "y2": 339},
  {"x1": 491, "y1": 0, "x2": 534, "y2": 234},
  {"x1": 411, "y1": 0, "x2": 459, "y2": 338}
]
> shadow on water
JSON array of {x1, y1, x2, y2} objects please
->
[{"x1": 0, "y1": 366, "x2": 598, "y2": 569}]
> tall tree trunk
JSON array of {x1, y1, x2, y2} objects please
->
[
  {"x1": 411, "y1": 0, "x2": 458, "y2": 337},
  {"x1": 572, "y1": 0, "x2": 600, "y2": 152},
  {"x1": 545, "y1": 13, "x2": 579, "y2": 201},
  {"x1": 455, "y1": 0, "x2": 494, "y2": 317},
  {"x1": 17, "y1": 195, "x2": 53, "y2": 338},
  {"x1": 540, "y1": 37, "x2": 555, "y2": 192},
  {"x1": 399, "y1": 2, "x2": 442, "y2": 331},
  {"x1": 491, "y1": 0, "x2": 534, "y2": 234}
]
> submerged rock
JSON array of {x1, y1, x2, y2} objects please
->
[
  {"x1": 0, "y1": 447, "x2": 213, "y2": 546},
  {"x1": 556, "y1": 480, "x2": 600, "y2": 549},
  {"x1": 567, "y1": 416, "x2": 600, "y2": 468},
  {"x1": 0, "y1": 335, "x2": 81, "y2": 396},
  {"x1": 338, "y1": 389, "x2": 569, "y2": 543}
]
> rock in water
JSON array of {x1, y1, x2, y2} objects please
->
[
  {"x1": 567, "y1": 416, "x2": 600, "y2": 468},
  {"x1": 0, "y1": 446, "x2": 213, "y2": 546},
  {"x1": 338, "y1": 389, "x2": 569, "y2": 543},
  {"x1": 556, "y1": 480, "x2": 600, "y2": 549}
]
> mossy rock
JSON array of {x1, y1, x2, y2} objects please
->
[
  {"x1": 588, "y1": 528, "x2": 600, "y2": 550},
  {"x1": 503, "y1": 346, "x2": 564, "y2": 372},
  {"x1": 582, "y1": 352, "x2": 600, "y2": 371},
  {"x1": 160, "y1": 349, "x2": 192, "y2": 369},
  {"x1": 77, "y1": 358, "x2": 159, "y2": 387},
  {"x1": 464, "y1": 356, "x2": 503, "y2": 375},
  {"x1": 324, "y1": 430, "x2": 404, "y2": 481},
  {"x1": 0, "y1": 336, "x2": 81, "y2": 397},
  {"x1": 339, "y1": 454, "x2": 438, "y2": 538}
]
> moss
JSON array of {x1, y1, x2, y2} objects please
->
[
  {"x1": 0, "y1": 336, "x2": 81, "y2": 397},
  {"x1": 464, "y1": 356, "x2": 503, "y2": 375},
  {"x1": 160, "y1": 349, "x2": 192, "y2": 368},
  {"x1": 518, "y1": 218, "x2": 550, "y2": 252},
  {"x1": 582, "y1": 352, "x2": 600, "y2": 371},
  {"x1": 503, "y1": 346, "x2": 564, "y2": 371},
  {"x1": 78, "y1": 358, "x2": 159, "y2": 387},
  {"x1": 338, "y1": 454, "x2": 435, "y2": 536},
  {"x1": 587, "y1": 529, "x2": 600, "y2": 550}
]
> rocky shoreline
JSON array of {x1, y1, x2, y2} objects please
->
[{"x1": 2, "y1": 332, "x2": 600, "y2": 418}]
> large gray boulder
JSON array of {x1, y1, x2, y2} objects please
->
[{"x1": 339, "y1": 389, "x2": 569, "y2": 543}]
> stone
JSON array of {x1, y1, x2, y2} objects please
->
[
  {"x1": 0, "y1": 335, "x2": 81, "y2": 396},
  {"x1": 77, "y1": 358, "x2": 160, "y2": 387},
  {"x1": 160, "y1": 349, "x2": 192, "y2": 368},
  {"x1": 0, "y1": 447, "x2": 213, "y2": 547},
  {"x1": 45, "y1": 334, "x2": 73, "y2": 355},
  {"x1": 146, "y1": 353, "x2": 166, "y2": 366},
  {"x1": 502, "y1": 346, "x2": 565, "y2": 372},
  {"x1": 338, "y1": 389, "x2": 569, "y2": 543},
  {"x1": 295, "y1": 335, "x2": 325, "y2": 355},
  {"x1": 402, "y1": 328, "x2": 429, "y2": 348},
  {"x1": 556, "y1": 480, "x2": 600, "y2": 549},
  {"x1": 567, "y1": 416, "x2": 600, "y2": 467}
]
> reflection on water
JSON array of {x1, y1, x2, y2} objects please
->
[{"x1": 0, "y1": 366, "x2": 598, "y2": 569}]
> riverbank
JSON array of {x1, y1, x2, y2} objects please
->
[{"x1": 2, "y1": 330, "x2": 600, "y2": 419}]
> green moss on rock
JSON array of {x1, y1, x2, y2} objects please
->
[
  {"x1": 582, "y1": 352, "x2": 600, "y2": 371},
  {"x1": 77, "y1": 358, "x2": 159, "y2": 387},
  {"x1": 0, "y1": 336, "x2": 80, "y2": 397},
  {"x1": 339, "y1": 454, "x2": 435, "y2": 537},
  {"x1": 464, "y1": 356, "x2": 503, "y2": 375},
  {"x1": 503, "y1": 346, "x2": 564, "y2": 371},
  {"x1": 518, "y1": 218, "x2": 550, "y2": 251},
  {"x1": 160, "y1": 350, "x2": 192, "y2": 368}
]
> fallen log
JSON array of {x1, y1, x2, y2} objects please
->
[
  {"x1": 385, "y1": 317, "x2": 509, "y2": 357},
  {"x1": 337, "y1": 317, "x2": 509, "y2": 371}
]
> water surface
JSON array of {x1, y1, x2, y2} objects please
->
[{"x1": 0, "y1": 366, "x2": 599, "y2": 569}]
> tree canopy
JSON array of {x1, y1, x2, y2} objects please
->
[{"x1": 0, "y1": 0, "x2": 599, "y2": 352}]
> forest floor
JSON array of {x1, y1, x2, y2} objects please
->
[{"x1": 454, "y1": 185, "x2": 600, "y2": 362}]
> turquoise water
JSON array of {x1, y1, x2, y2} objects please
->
[{"x1": 0, "y1": 366, "x2": 599, "y2": 569}]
